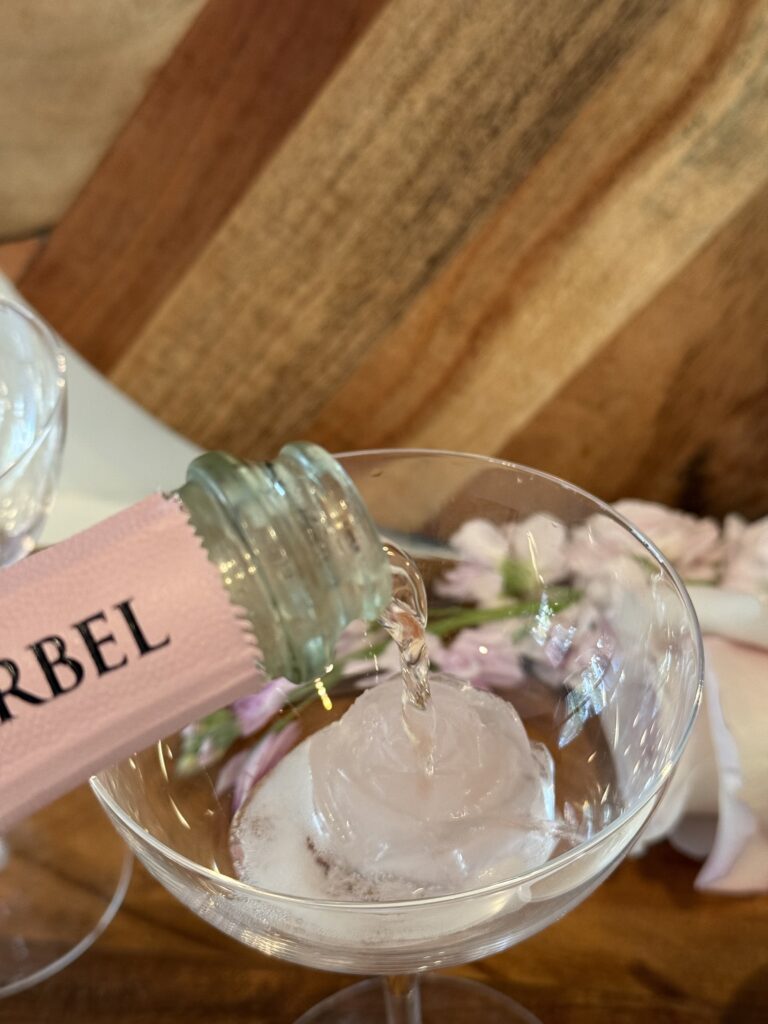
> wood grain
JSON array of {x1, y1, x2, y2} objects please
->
[
  {"x1": 504, "y1": 180, "x2": 768, "y2": 517},
  {"x1": 0, "y1": 239, "x2": 43, "y2": 283},
  {"x1": 0, "y1": 0, "x2": 205, "y2": 238},
  {"x1": 18, "y1": 0, "x2": 768, "y2": 518},
  {"x1": 5, "y1": 816, "x2": 767, "y2": 1024},
  {"x1": 20, "y1": 0, "x2": 386, "y2": 372}
]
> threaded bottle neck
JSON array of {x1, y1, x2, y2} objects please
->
[{"x1": 175, "y1": 444, "x2": 391, "y2": 682}]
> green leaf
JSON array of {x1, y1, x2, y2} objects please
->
[{"x1": 426, "y1": 587, "x2": 581, "y2": 638}]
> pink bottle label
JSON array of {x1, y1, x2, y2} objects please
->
[{"x1": 0, "y1": 494, "x2": 264, "y2": 830}]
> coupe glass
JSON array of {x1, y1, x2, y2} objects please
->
[
  {"x1": 0, "y1": 299, "x2": 66, "y2": 561},
  {"x1": 0, "y1": 299, "x2": 132, "y2": 998},
  {"x1": 92, "y1": 450, "x2": 702, "y2": 1023}
]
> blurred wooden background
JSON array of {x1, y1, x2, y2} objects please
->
[{"x1": 3, "y1": 0, "x2": 768, "y2": 517}]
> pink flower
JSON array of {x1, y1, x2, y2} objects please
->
[
  {"x1": 216, "y1": 722, "x2": 302, "y2": 812},
  {"x1": 639, "y1": 583, "x2": 768, "y2": 893},
  {"x1": 694, "y1": 638, "x2": 768, "y2": 892},
  {"x1": 721, "y1": 514, "x2": 768, "y2": 596},
  {"x1": 332, "y1": 618, "x2": 399, "y2": 678},
  {"x1": 641, "y1": 635, "x2": 768, "y2": 894},
  {"x1": 534, "y1": 602, "x2": 610, "y2": 678},
  {"x1": 436, "y1": 516, "x2": 568, "y2": 607},
  {"x1": 436, "y1": 561, "x2": 505, "y2": 607},
  {"x1": 570, "y1": 500, "x2": 722, "y2": 582},
  {"x1": 430, "y1": 621, "x2": 524, "y2": 689},
  {"x1": 688, "y1": 585, "x2": 768, "y2": 649},
  {"x1": 507, "y1": 513, "x2": 570, "y2": 583},
  {"x1": 232, "y1": 677, "x2": 298, "y2": 737}
]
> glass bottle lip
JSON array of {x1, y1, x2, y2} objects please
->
[
  {"x1": 93, "y1": 449, "x2": 704, "y2": 913},
  {"x1": 181, "y1": 444, "x2": 391, "y2": 680},
  {"x1": 270, "y1": 442, "x2": 392, "y2": 621}
]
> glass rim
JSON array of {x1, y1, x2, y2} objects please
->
[
  {"x1": 0, "y1": 298, "x2": 67, "y2": 484},
  {"x1": 91, "y1": 448, "x2": 704, "y2": 912}
]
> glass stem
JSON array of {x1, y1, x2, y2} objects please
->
[{"x1": 383, "y1": 975, "x2": 422, "y2": 1024}]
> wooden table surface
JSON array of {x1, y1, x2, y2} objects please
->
[{"x1": 3, "y1": 810, "x2": 767, "y2": 1024}]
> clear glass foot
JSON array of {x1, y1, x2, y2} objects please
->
[
  {"x1": 295, "y1": 975, "x2": 542, "y2": 1023},
  {"x1": 0, "y1": 786, "x2": 132, "y2": 999}
]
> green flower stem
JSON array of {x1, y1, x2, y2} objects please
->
[
  {"x1": 274, "y1": 588, "x2": 580, "y2": 723},
  {"x1": 426, "y1": 587, "x2": 579, "y2": 637},
  {"x1": 238, "y1": 587, "x2": 581, "y2": 744}
]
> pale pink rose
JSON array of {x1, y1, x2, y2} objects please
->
[
  {"x1": 616, "y1": 500, "x2": 722, "y2": 579},
  {"x1": 216, "y1": 722, "x2": 302, "y2": 812},
  {"x1": 435, "y1": 561, "x2": 506, "y2": 607},
  {"x1": 437, "y1": 516, "x2": 568, "y2": 607},
  {"x1": 430, "y1": 621, "x2": 524, "y2": 689},
  {"x1": 435, "y1": 519, "x2": 507, "y2": 607},
  {"x1": 505, "y1": 513, "x2": 569, "y2": 585},
  {"x1": 450, "y1": 518, "x2": 510, "y2": 565},
  {"x1": 688, "y1": 585, "x2": 768, "y2": 648},
  {"x1": 694, "y1": 637, "x2": 768, "y2": 892},
  {"x1": 721, "y1": 514, "x2": 768, "y2": 596},
  {"x1": 232, "y1": 677, "x2": 298, "y2": 737},
  {"x1": 640, "y1": 585, "x2": 768, "y2": 894},
  {"x1": 570, "y1": 500, "x2": 722, "y2": 582}
]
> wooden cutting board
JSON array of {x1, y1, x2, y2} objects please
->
[{"x1": 16, "y1": 0, "x2": 768, "y2": 518}]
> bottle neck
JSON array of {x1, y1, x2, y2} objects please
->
[{"x1": 175, "y1": 444, "x2": 390, "y2": 682}]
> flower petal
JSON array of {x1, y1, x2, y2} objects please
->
[
  {"x1": 693, "y1": 637, "x2": 768, "y2": 893},
  {"x1": 215, "y1": 748, "x2": 250, "y2": 796},
  {"x1": 448, "y1": 519, "x2": 509, "y2": 565},
  {"x1": 614, "y1": 500, "x2": 722, "y2": 580},
  {"x1": 506, "y1": 514, "x2": 569, "y2": 584},
  {"x1": 688, "y1": 586, "x2": 768, "y2": 649},
  {"x1": 430, "y1": 622, "x2": 524, "y2": 689},
  {"x1": 434, "y1": 563, "x2": 505, "y2": 607},
  {"x1": 232, "y1": 677, "x2": 298, "y2": 737},
  {"x1": 721, "y1": 514, "x2": 768, "y2": 596},
  {"x1": 231, "y1": 723, "x2": 302, "y2": 813}
]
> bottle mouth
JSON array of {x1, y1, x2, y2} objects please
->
[
  {"x1": 266, "y1": 443, "x2": 391, "y2": 677},
  {"x1": 184, "y1": 444, "x2": 391, "y2": 682},
  {"x1": 270, "y1": 443, "x2": 391, "y2": 624}
]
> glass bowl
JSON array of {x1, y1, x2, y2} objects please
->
[{"x1": 93, "y1": 450, "x2": 702, "y2": 1022}]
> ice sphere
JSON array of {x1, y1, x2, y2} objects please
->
[{"x1": 232, "y1": 675, "x2": 557, "y2": 900}]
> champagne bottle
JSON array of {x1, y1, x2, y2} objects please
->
[{"x1": 0, "y1": 444, "x2": 390, "y2": 830}]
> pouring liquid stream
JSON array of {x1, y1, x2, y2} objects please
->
[{"x1": 378, "y1": 542, "x2": 437, "y2": 775}]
